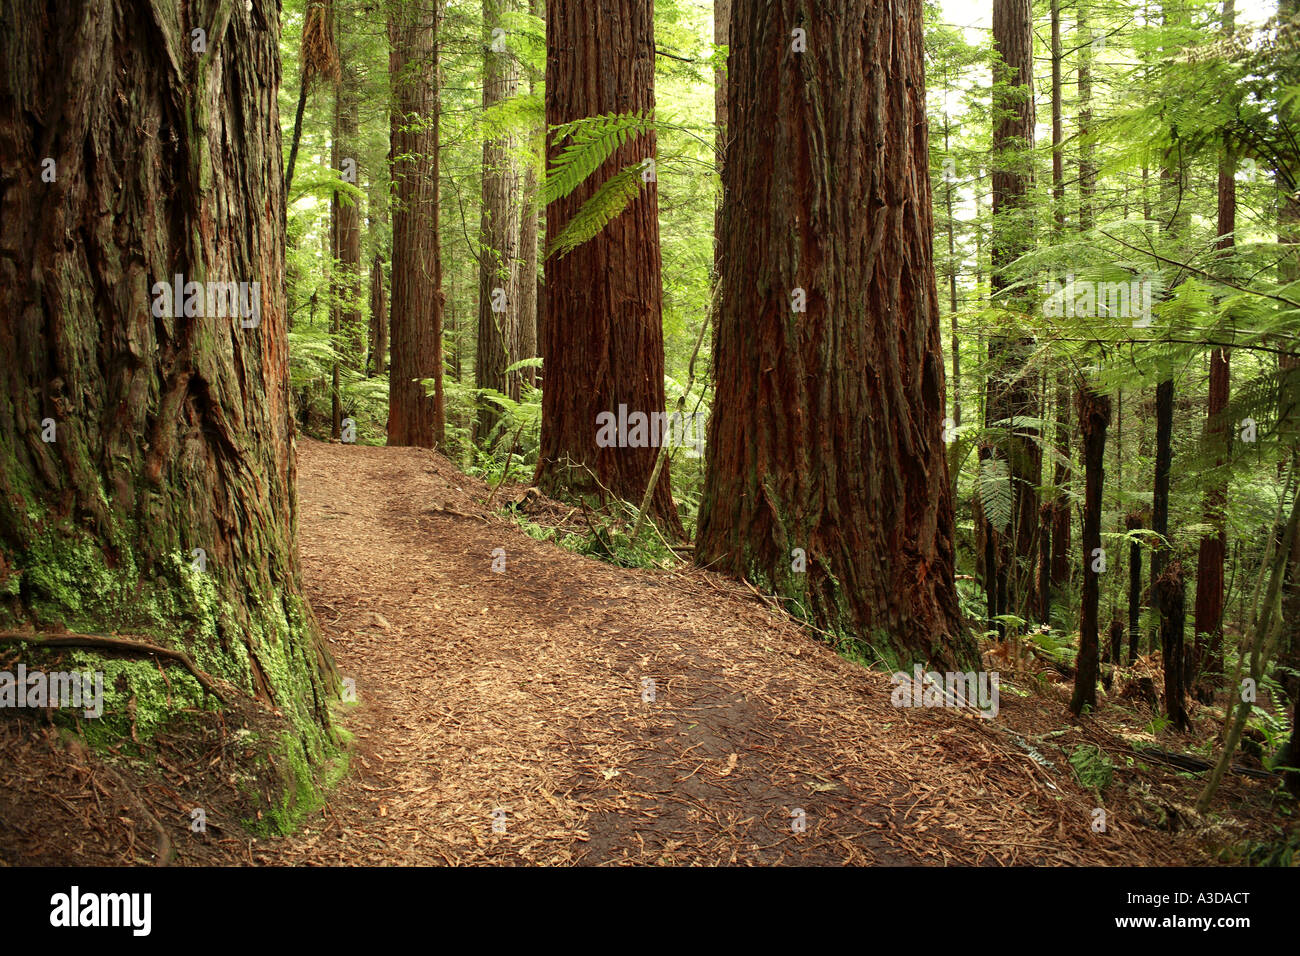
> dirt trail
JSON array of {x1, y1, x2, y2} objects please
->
[{"x1": 252, "y1": 440, "x2": 1185, "y2": 866}]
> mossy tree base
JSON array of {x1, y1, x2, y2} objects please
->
[{"x1": 0, "y1": 0, "x2": 340, "y2": 805}]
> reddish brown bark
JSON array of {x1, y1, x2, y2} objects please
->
[
  {"x1": 695, "y1": 0, "x2": 975, "y2": 670},
  {"x1": 330, "y1": 29, "x2": 361, "y2": 439},
  {"x1": 512, "y1": 192, "x2": 539, "y2": 395},
  {"x1": 1193, "y1": 347, "x2": 1229, "y2": 682},
  {"x1": 1040, "y1": 0, "x2": 1067, "y2": 589},
  {"x1": 1071, "y1": 386, "x2": 1110, "y2": 716},
  {"x1": 333, "y1": 14, "x2": 363, "y2": 365},
  {"x1": 1159, "y1": 561, "x2": 1190, "y2": 731},
  {"x1": 714, "y1": 0, "x2": 729, "y2": 266},
  {"x1": 1126, "y1": 510, "x2": 1144, "y2": 664},
  {"x1": 1151, "y1": 378, "x2": 1174, "y2": 652},
  {"x1": 1050, "y1": 377, "x2": 1072, "y2": 589},
  {"x1": 511, "y1": 0, "x2": 542, "y2": 395},
  {"x1": 536, "y1": 0, "x2": 680, "y2": 535},
  {"x1": 476, "y1": 0, "x2": 521, "y2": 440},
  {"x1": 387, "y1": 0, "x2": 445, "y2": 447},
  {"x1": 1193, "y1": 0, "x2": 1235, "y2": 685},
  {"x1": 982, "y1": 0, "x2": 1040, "y2": 629},
  {"x1": 370, "y1": 252, "x2": 388, "y2": 375},
  {"x1": 0, "y1": 0, "x2": 336, "y2": 740}
]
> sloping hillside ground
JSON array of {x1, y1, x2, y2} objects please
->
[{"x1": 1, "y1": 439, "x2": 1293, "y2": 865}]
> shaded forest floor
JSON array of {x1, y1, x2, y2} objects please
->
[{"x1": 2, "y1": 439, "x2": 1294, "y2": 865}]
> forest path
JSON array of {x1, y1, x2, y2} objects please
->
[{"x1": 258, "y1": 439, "x2": 1165, "y2": 866}]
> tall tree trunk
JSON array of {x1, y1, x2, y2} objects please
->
[
  {"x1": 1194, "y1": 347, "x2": 1230, "y2": 683},
  {"x1": 330, "y1": 280, "x2": 342, "y2": 439},
  {"x1": 982, "y1": 0, "x2": 1039, "y2": 631},
  {"x1": 1159, "y1": 561, "x2": 1190, "y2": 730},
  {"x1": 1042, "y1": 0, "x2": 1063, "y2": 619},
  {"x1": 1071, "y1": 386, "x2": 1111, "y2": 715},
  {"x1": 714, "y1": 0, "x2": 730, "y2": 270},
  {"x1": 695, "y1": 0, "x2": 976, "y2": 670},
  {"x1": 0, "y1": 0, "x2": 337, "y2": 744},
  {"x1": 329, "y1": 10, "x2": 361, "y2": 440},
  {"x1": 1078, "y1": 1, "x2": 1096, "y2": 227},
  {"x1": 327, "y1": 1, "x2": 341, "y2": 440},
  {"x1": 973, "y1": 176, "x2": 984, "y2": 301},
  {"x1": 512, "y1": 0, "x2": 544, "y2": 393},
  {"x1": 1037, "y1": 499, "x2": 1052, "y2": 624},
  {"x1": 514, "y1": 181, "x2": 539, "y2": 393},
  {"x1": 370, "y1": 252, "x2": 388, "y2": 375},
  {"x1": 1127, "y1": 511, "x2": 1144, "y2": 663},
  {"x1": 1151, "y1": 377, "x2": 1175, "y2": 652},
  {"x1": 1146, "y1": 0, "x2": 1186, "y2": 654},
  {"x1": 537, "y1": 0, "x2": 681, "y2": 535},
  {"x1": 387, "y1": 0, "x2": 445, "y2": 447},
  {"x1": 333, "y1": 12, "x2": 363, "y2": 366},
  {"x1": 476, "y1": 0, "x2": 521, "y2": 442},
  {"x1": 1277, "y1": 0, "x2": 1300, "y2": 799},
  {"x1": 286, "y1": 79, "x2": 311, "y2": 202},
  {"x1": 448, "y1": 266, "x2": 461, "y2": 383},
  {"x1": 1047, "y1": 0, "x2": 1072, "y2": 596},
  {"x1": 1050, "y1": 378, "x2": 1072, "y2": 589},
  {"x1": 1050, "y1": 0, "x2": 1064, "y2": 232},
  {"x1": 944, "y1": 120, "x2": 961, "y2": 428},
  {"x1": 1193, "y1": 0, "x2": 1236, "y2": 694}
]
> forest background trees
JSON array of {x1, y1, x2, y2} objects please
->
[
  {"x1": 279, "y1": 0, "x2": 1299, "y2": 752},
  {"x1": 4, "y1": 0, "x2": 1296, "y2": 809}
]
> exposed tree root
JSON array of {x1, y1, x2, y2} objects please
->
[
  {"x1": 98, "y1": 764, "x2": 173, "y2": 867},
  {"x1": 0, "y1": 631, "x2": 228, "y2": 702}
]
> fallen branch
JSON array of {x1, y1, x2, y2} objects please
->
[
  {"x1": 1131, "y1": 745, "x2": 1277, "y2": 781},
  {"x1": 0, "y1": 630, "x2": 227, "y2": 702},
  {"x1": 631, "y1": 278, "x2": 714, "y2": 542}
]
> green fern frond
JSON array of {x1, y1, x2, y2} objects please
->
[
  {"x1": 977, "y1": 456, "x2": 1014, "y2": 532},
  {"x1": 546, "y1": 163, "x2": 647, "y2": 260},
  {"x1": 505, "y1": 356, "x2": 544, "y2": 373},
  {"x1": 543, "y1": 111, "x2": 654, "y2": 207}
]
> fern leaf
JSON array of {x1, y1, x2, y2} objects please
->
[
  {"x1": 543, "y1": 111, "x2": 654, "y2": 207},
  {"x1": 546, "y1": 163, "x2": 647, "y2": 259},
  {"x1": 978, "y1": 457, "x2": 1013, "y2": 532}
]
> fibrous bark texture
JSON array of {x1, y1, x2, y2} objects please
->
[{"x1": 696, "y1": 0, "x2": 975, "y2": 669}]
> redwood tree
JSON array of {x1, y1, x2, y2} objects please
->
[
  {"x1": 1046, "y1": 0, "x2": 1072, "y2": 599},
  {"x1": 536, "y1": 0, "x2": 680, "y2": 534},
  {"x1": 476, "y1": 0, "x2": 521, "y2": 441},
  {"x1": 695, "y1": 0, "x2": 975, "y2": 670},
  {"x1": 714, "y1": 0, "x2": 729, "y2": 265},
  {"x1": 0, "y1": 0, "x2": 336, "y2": 744},
  {"x1": 331, "y1": 11, "x2": 362, "y2": 438},
  {"x1": 982, "y1": 0, "x2": 1040, "y2": 630},
  {"x1": 510, "y1": 0, "x2": 543, "y2": 396},
  {"x1": 387, "y1": 0, "x2": 445, "y2": 447},
  {"x1": 512, "y1": 0, "x2": 542, "y2": 395},
  {"x1": 370, "y1": 252, "x2": 388, "y2": 375},
  {"x1": 1127, "y1": 510, "x2": 1144, "y2": 663},
  {"x1": 1071, "y1": 386, "x2": 1111, "y2": 715},
  {"x1": 1192, "y1": 0, "x2": 1236, "y2": 690}
]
